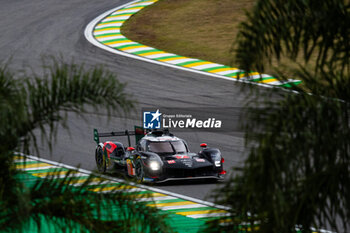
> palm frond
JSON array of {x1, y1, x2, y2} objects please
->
[
  {"x1": 0, "y1": 59, "x2": 169, "y2": 233},
  {"x1": 207, "y1": 71, "x2": 350, "y2": 231},
  {"x1": 18, "y1": 59, "x2": 135, "y2": 153},
  {"x1": 234, "y1": 0, "x2": 350, "y2": 76},
  {"x1": 2, "y1": 169, "x2": 171, "y2": 233}
]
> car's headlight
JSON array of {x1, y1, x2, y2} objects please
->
[{"x1": 149, "y1": 161, "x2": 160, "y2": 171}]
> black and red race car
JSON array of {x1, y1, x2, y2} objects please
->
[{"x1": 93, "y1": 128, "x2": 226, "y2": 183}]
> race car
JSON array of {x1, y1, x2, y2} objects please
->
[{"x1": 93, "y1": 128, "x2": 226, "y2": 183}]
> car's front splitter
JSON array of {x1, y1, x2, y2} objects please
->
[{"x1": 142, "y1": 175, "x2": 225, "y2": 183}]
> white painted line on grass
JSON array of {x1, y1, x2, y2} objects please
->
[
  {"x1": 98, "y1": 188, "x2": 145, "y2": 193},
  {"x1": 160, "y1": 204, "x2": 206, "y2": 211},
  {"x1": 192, "y1": 64, "x2": 223, "y2": 70},
  {"x1": 15, "y1": 152, "x2": 230, "y2": 210},
  {"x1": 97, "y1": 36, "x2": 126, "y2": 41},
  {"x1": 188, "y1": 212, "x2": 231, "y2": 219},
  {"x1": 19, "y1": 166, "x2": 56, "y2": 171},
  {"x1": 33, "y1": 173, "x2": 89, "y2": 179},
  {"x1": 14, "y1": 158, "x2": 36, "y2": 163},
  {"x1": 138, "y1": 196, "x2": 179, "y2": 202},
  {"x1": 93, "y1": 30, "x2": 121, "y2": 35},
  {"x1": 145, "y1": 53, "x2": 175, "y2": 59},
  {"x1": 83, "y1": 0, "x2": 278, "y2": 89},
  {"x1": 95, "y1": 23, "x2": 123, "y2": 29},
  {"x1": 216, "y1": 70, "x2": 241, "y2": 75},
  {"x1": 71, "y1": 181, "x2": 116, "y2": 186},
  {"x1": 123, "y1": 47, "x2": 152, "y2": 53}
]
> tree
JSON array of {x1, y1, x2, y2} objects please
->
[
  {"x1": 234, "y1": 0, "x2": 349, "y2": 79},
  {"x1": 0, "y1": 59, "x2": 171, "y2": 232},
  {"x1": 206, "y1": 0, "x2": 350, "y2": 232}
]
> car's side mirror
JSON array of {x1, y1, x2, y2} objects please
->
[
  {"x1": 127, "y1": 147, "x2": 135, "y2": 151},
  {"x1": 200, "y1": 143, "x2": 207, "y2": 148}
]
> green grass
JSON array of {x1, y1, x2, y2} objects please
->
[
  {"x1": 121, "y1": 0, "x2": 255, "y2": 67},
  {"x1": 121, "y1": 0, "x2": 323, "y2": 86}
]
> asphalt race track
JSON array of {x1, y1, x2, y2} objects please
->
[{"x1": 0, "y1": 0, "x2": 274, "y2": 201}]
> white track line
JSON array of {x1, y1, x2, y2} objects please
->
[
  {"x1": 216, "y1": 70, "x2": 241, "y2": 75},
  {"x1": 14, "y1": 154, "x2": 335, "y2": 232},
  {"x1": 71, "y1": 181, "x2": 117, "y2": 186},
  {"x1": 97, "y1": 36, "x2": 126, "y2": 41},
  {"x1": 160, "y1": 204, "x2": 206, "y2": 211},
  {"x1": 138, "y1": 196, "x2": 178, "y2": 202},
  {"x1": 98, "y1": 188, "x2": 145, "y2": 193},
  {"x1": 187, "y1": 212, "x2": 231, "y2": 218},
  {"x1": 84, "y1": 0, "x2": 281, "y2": 89},
  {"x1": 33, "y1": 173, "x2": 89, "y2": 179},
  {"x1": 18, "y1": 166, "x2": 56, "y2": 171},
  {"x1": 14, "y1": 158, "x2": 36, "y2": 162},
  {"x1": 15, "y1": 152, "x2": 230, "y2": 210},
  {"x1": 192, "y1": 64, "x2": 222, "y2": 70}
]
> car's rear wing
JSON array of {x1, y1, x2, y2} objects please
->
[{"x1": 94, "y1": 126, "x2": 147, "y2": 147}]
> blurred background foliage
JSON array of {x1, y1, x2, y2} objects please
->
[{"x1": 207, "y1": 0, "x2": 350, "y2": 232}]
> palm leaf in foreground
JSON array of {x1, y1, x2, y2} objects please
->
[
  {"x1": 206, "y1": 0, "x2": 350, "y2": 231},
  {"x1": 2, "y1": 171, "x2": 170, "y2": 233},
  {"x1": 234, "y1": 0, "x2": 349, "y2": 77},
  {"x1": 206, "y1": 71, "x2": 350, "y2": 232},
  {"x1": 0, "y1": 60, "x2": 170, "y2": 232},
  {"x1": 21, "y1": 60, "x2": 134, "y2": 153}
]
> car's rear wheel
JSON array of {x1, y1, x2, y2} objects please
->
[
  {"x1": 135, "y1": 159, "x2": 144, "y2": 183},
  {"x1": 95, "y1": 146, "x2": 106, "y2": 173}
]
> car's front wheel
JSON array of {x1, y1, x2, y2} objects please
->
[
  {"x1": 135, "y1": 159, "x2": 144, "y2": 183},
  {"x1": 95, "y1": 146, "x2": 106, "y2": 173}
]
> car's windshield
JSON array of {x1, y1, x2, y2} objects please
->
[
  {"x1": 148, "y1": 141, "x2": 187, "y2": 154},
  {"x1": 171, "y1": 141, "x2": 187, "y2": 153}
]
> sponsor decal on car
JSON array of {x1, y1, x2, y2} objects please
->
[
  {"x1": 175, "y1": 155, "x2": 189, "y2": 159},
  {"x1": 195, "y1": 158, "x2": 205, "y2": 162},
  {"x1": 181, "y1": 159, "x2": 193, "y2": 167},
  {"x1": 167, "y1": 160, "x2": 176, "y2": 164},
  {"x1": 126, "y1": 159, "x2": 135, "y2": 176},
  {"x1": 142, "y1": 177, "x2": 155, "y2": 182}
]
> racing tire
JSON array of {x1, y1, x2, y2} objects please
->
[
  {"x1": 135, "y1": 159, "x2": 144, "y2": 183},
  {"x1": 95, "y1": 146, "x2": 106, "y2": 173}
]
